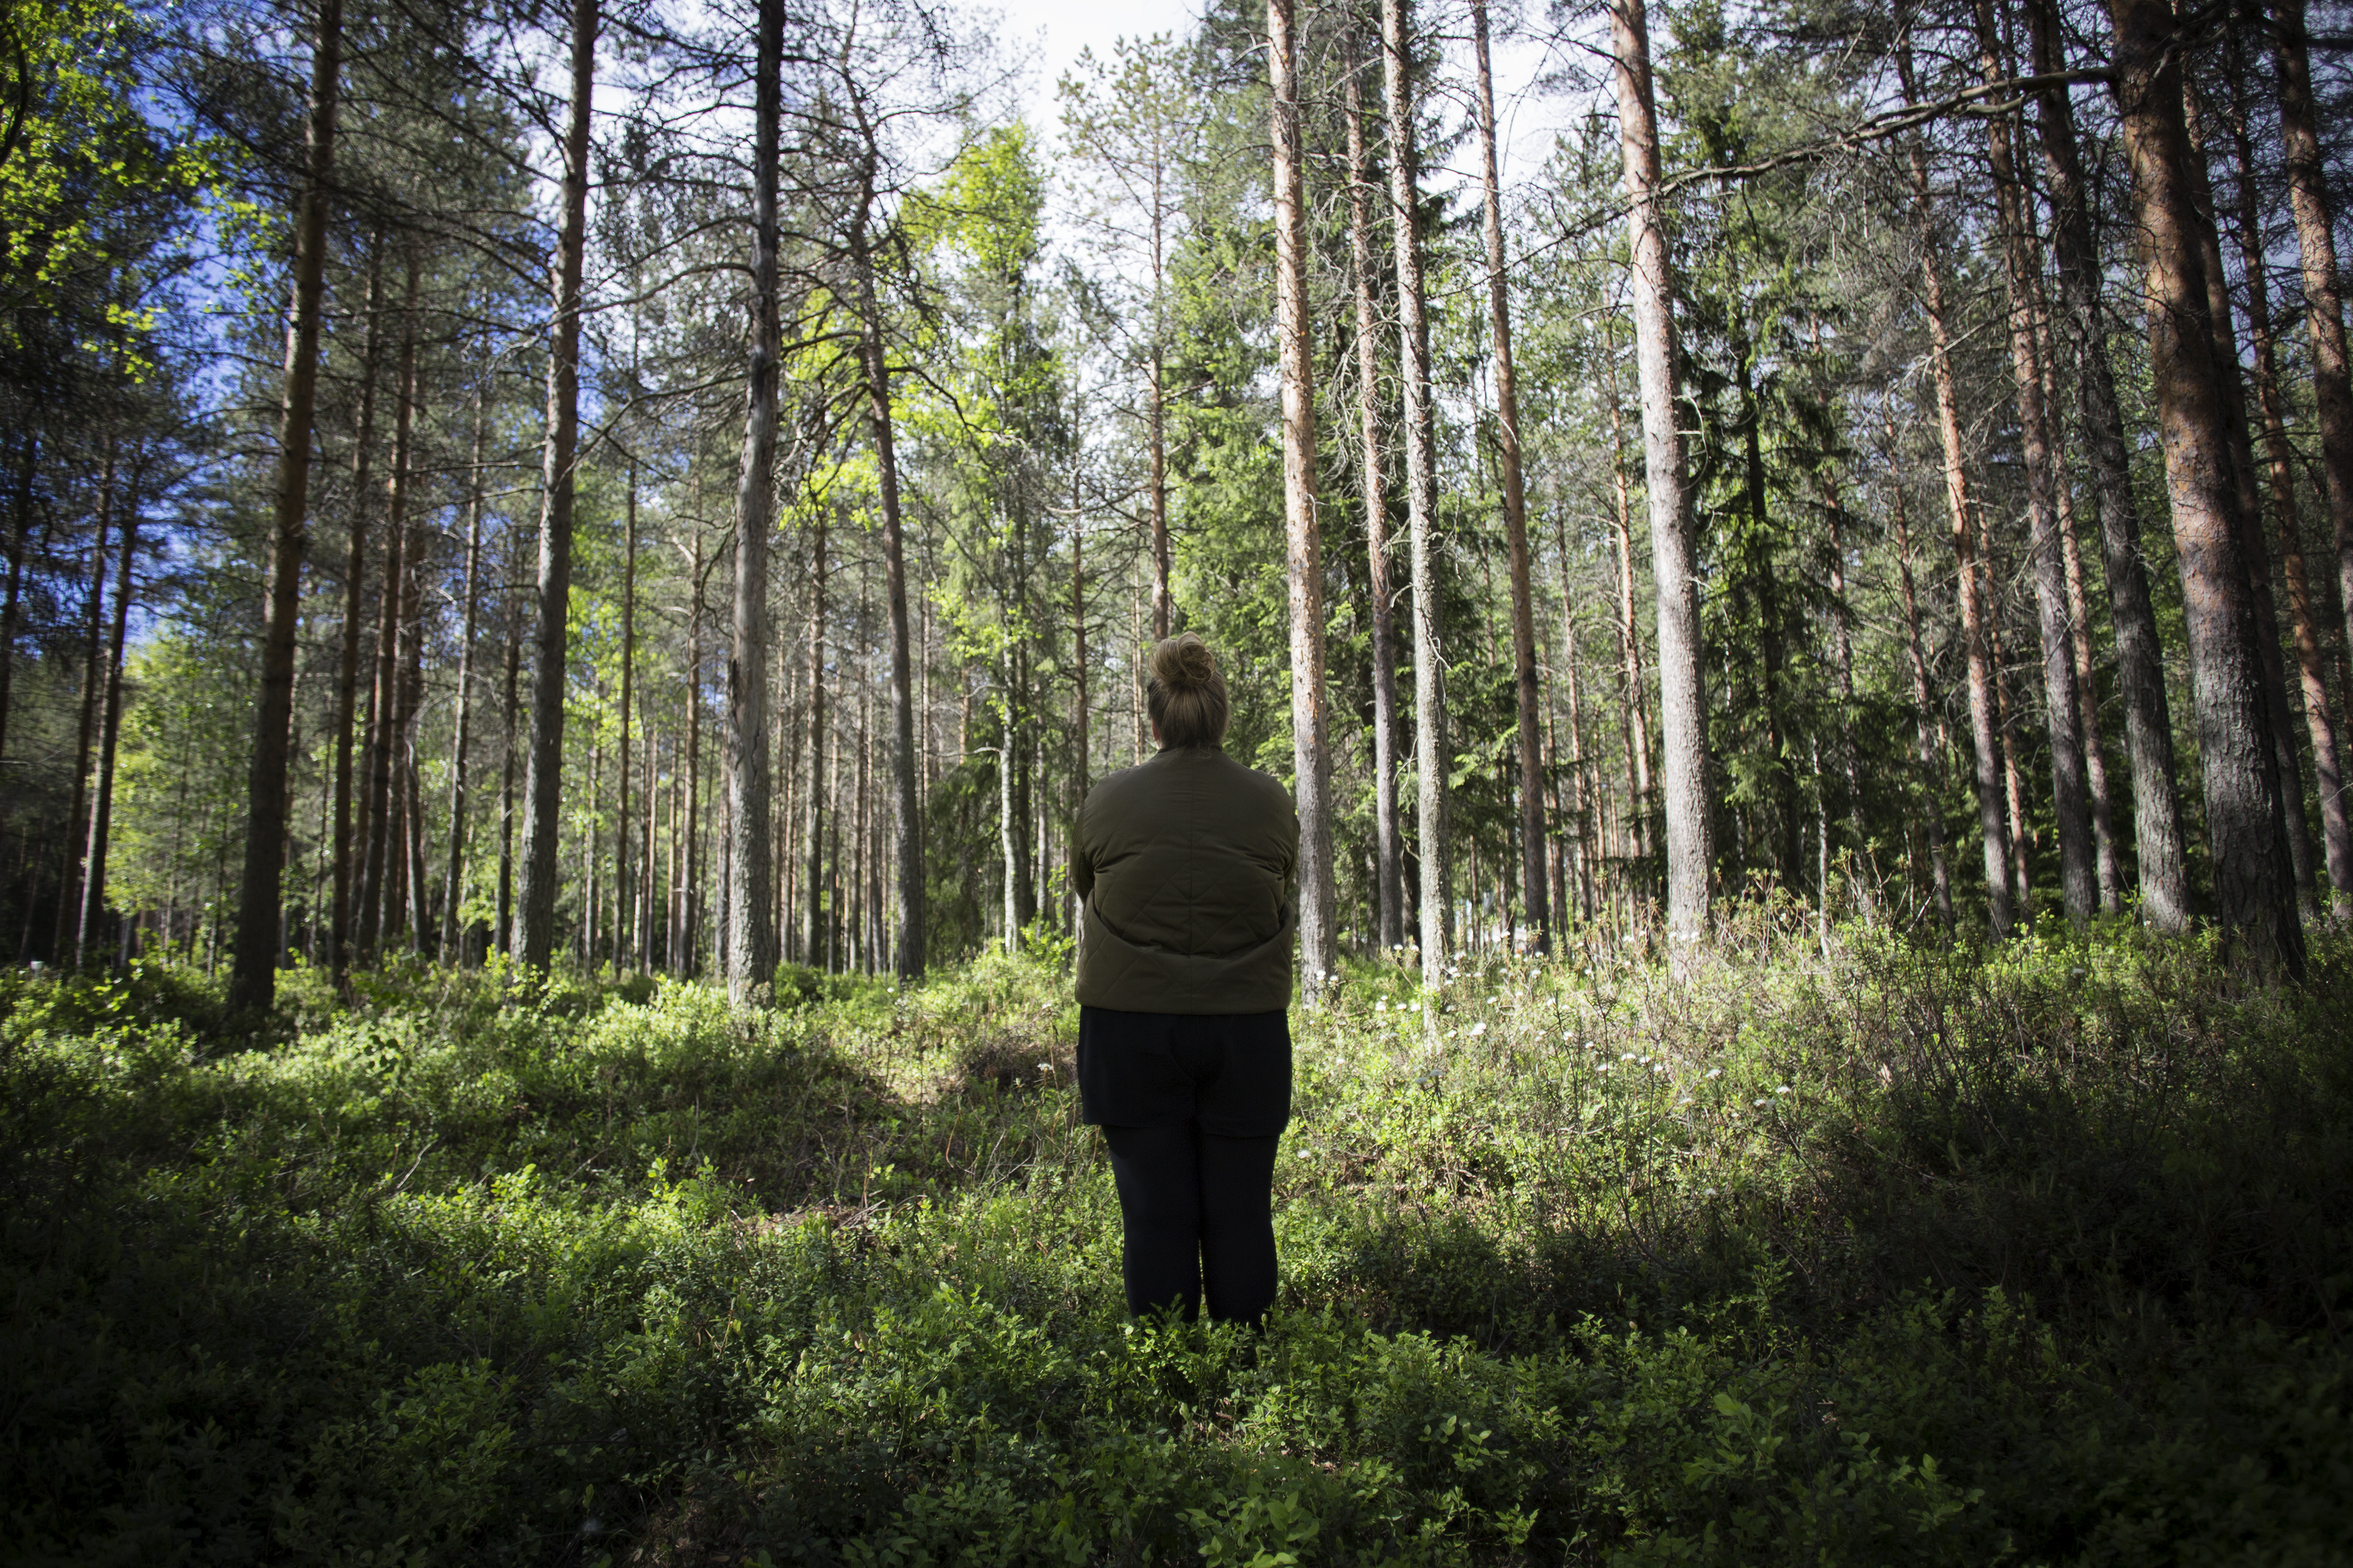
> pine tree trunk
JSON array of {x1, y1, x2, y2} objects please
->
[
  {"x1": 2271, "y1": 0, "x2": 2353, "y2": 772},
  {"x1": 1979, "y1": 0, "x2": 2096, "y2": 923},
  {"x1": 229, "y1": 0, "x2": 341, "y2": 1012},
  {"x1": 514, "y1": 0, "x2": 597, "y2": 973},
  {"x1": 2053, "y1": 441, "x2": 2121, "y2": 909},
  {"x1": 644, "y1": 691, "x2": 659, "y2": 968},
  {"x1": 1555, "y1": 507, "x2": 1595, "y2": 919},
  {"x1": 360, "y1": 253, "x2": 420, "y2": 959},
  {"x1": 1886, "y1": 425, "x2": 1954, "y2": 933},
  {"x1": 850, "y1": 229, "x2": 924, "y2": 981},
  {"x1": 727, "y1": 0, "x2": 782, "y2": 1004},
  {"x1": 1150, "y1": 189, "x2": 1170, "y2": 638},
  {"x1": 1603, "y1": 334, "x2": 1652, "y2": 856},
  {"x1": 442, "y1": 391, "x2": 486, "y2": 960},
  {"x1": 1734, "y1": 333, "x2": 1799, "y2": 887},
  {"x1": 1000, "y1": 678, "x2": 1022, "y2": 956},
  {"x1": 1609, "y1": 0, "x2": 1711, "y2": 944},
  {"x1": 1991, "y1": 588, "x2": 2036, "y2": 922},
  {"x1": 1269, "y1": 0, "x2": 1338, "y2": 995},
  {"x1": 2227, "y1": 22, "x2": 2352, "y2": 913},
  {"x1": 2030, "y1": 251, "x2": 2122, "y2": 911},
  {"x1": 2183, "y1": 81, "x2": 2318, "y2": 921},
  {"x1": 684, "y1": 521, "x2": 703, "y2": 975},
  {"x1": 2109, "y1": 0, "x2": 2304, "y2": 974},
  {"x1": 0, "y1": 435, "x2": 32, "y2": 776},
  {"x1": 77, "y1": 491, "x2": 138, "y2": 964},
  {"x1": 331, "y1": 233, "x2": 383, "y2": 981},
  {"x1": 497, "y1": 524, "x2": 520, "y2": 955},
  {"x1": 1345, "y1": 30, "x2": 1404, "y2": 954},
  {"x1": 1902, "y1": 36, "x2": 2012, "y2": 936},
  {"x1": 1807, "y1": 319, "x2": 1862, "y2": 854},
  {"x1": 1380, "y1": 0, "x2": 1450, "y2": 970},
  {"x1": 616, "y1": 464, "x2": 637, "y2": 964},
  {"x1": 57, "y1": 444, "x2": 113, "y2": 961},
  {"x1": 1072, "y1": 460, "x2": 1089, "y2": 813},
  {"x1": 1471, "y1": 0, "x2": 1547, "y2": 952},
  {"x1": 2029, "y1": 0, "x2": 2188, "y2": 927},
  {"x1": 1148, "y1": 356, "x2": 1170, "y2": 640},
  {"x1": 403, "y1": 737, "x2": 428, "y2": 949},
  {"x1": 803, "y1": 510, "x2": 828, "y2": 968}
]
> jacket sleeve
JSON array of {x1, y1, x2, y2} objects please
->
[{"x1": 1071, "y1": 794, "x2": 1096, "y2": 899}]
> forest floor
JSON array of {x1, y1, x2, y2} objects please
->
[{"x1": 5, "y1": 909, "x2": 2352, "y2": 1565}]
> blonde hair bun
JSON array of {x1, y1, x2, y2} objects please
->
[
  {"x1": 1145, "y1": 631, "x2": 1230, "y2": 748},
  {"x1": 1150, "y1": 631, "x2": 1217, "y2": 692}
]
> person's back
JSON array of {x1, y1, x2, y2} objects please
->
[
  {"x1": 1070, "y1": 633, "x2": 1296, "y2": 1328},
  {"x1": 1073, "y1": 745, "x2": 1296, "y2": 1015}
]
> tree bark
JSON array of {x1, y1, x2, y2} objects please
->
[
  {"x1": 1979, "y1": 0, "x2": 2096, "y2": 924},
  {"x1": 77, "y1": 479, "x2": 138, "y2": 965},
  {"x1": 1886, "y1": 421, "x2": 1953, "y2": 934},
  {"x1": 229, "y1": 0, "x2": 341, "y2": 1012},
  {"x1": 727, "y1": 0, "x2": 782, "y2": 1004},
  {"x1": 1603, "y1": 330, "x2": 1652, "y2": 857},
  {"x1": 1991, "y1": 583, "x2": 2036, "y2": 921},
  {"x1": 1609, "y1": 0, "x2": 1711, "y2": 944},
  {"x1": 1554, "y1": 507, "x2": 1596, "y2": 919},
  {"x1": 1471, "y1": 0, "x2": 1547, "y2": 952},
  {"x1": 683, "y1": 517, "x2": 703, "y2": 974},
  {"x1": 803, "y1": 508, "x2": 828, "y2": 968},
  {"x1": 1380, "y1": 0, "x2": 1450, "y2": 969},
  {"x1": 1345, "y1": 30, "x2": 1404, "y2": 954},
  {"x1": 2053, "y1": 439, "x2": 2122, "y2": 909},
  {"x1": 2028, "y1": 0, "x2": 2188, "y2": 927},
  {"x1": 57, "y1": 442, "x2": 113, "y2": 961},
  {"x1": 2272, "y1": 0, "x2": 2353, "y2": 758},
  {"x1": 331, "y1": 232, "x2": 383, "y2": 982},
  {"x1": 616, "y1": 461, "x2": 636, "y2": 964},
  {"x1": 2108, "y1": 0, "x2": 2303, "y2": 974},
  {"x1": 1733, "y1": 331, "x2": 1798, "y2": 886},
  {"x1": 2182, "y1": 81, "x2": 2317, "y2": 920},
  {"x1": 442, "y1": 389, "x2": 487, "y2": 960},
  {"x1": 514, "y1": 0, "x2": 597, "y2": 973},
  {"x1": 1806, "y1": 317, "x2": 1862, "y2": 854},
  {"x1": 360, "y1": 251, "x2": 420, "y2": 959},
  {"x1": 0, "y1": 434, "x2": 32, "y2": 774},
  {"x1": 850, "y1": 231, "x2": 924, "y2": 981},
  {"x1": 1150, "y1": 146, "x2": 1170, "y2": 640},
  {"x1": 1901, "y1": 36, "x2": 2012, "y2": 936},
  {"x1": 2227, "y1": 22, "x2": 2352, "y2": 913},
  {"x1": 1269, "y1": 0, "x2": 1338, "y2": 994},
  {"x1": 497, "y1": 521, "x2": 520, "y2": 954},
  {"x1": 1071, "y1": 454, "x2": 1089, "y2": 872}
]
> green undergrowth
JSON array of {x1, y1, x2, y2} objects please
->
[{"x1": 5, "y1": 911, "x2": 2352, "y2": 1565}]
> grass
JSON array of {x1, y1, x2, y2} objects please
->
[{"x1": 3, "y1": 907, "x2": 2350, "y2": 1565}]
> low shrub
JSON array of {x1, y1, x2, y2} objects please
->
[{"x1": 3, "y1": 919, "x2": 2348, "y2": 1563}]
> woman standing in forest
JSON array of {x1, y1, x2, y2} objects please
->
[{"x1": 1072, "y1": 633, "x2": 1298, "y2": 1327}]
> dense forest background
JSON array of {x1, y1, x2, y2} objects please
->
[
  {"x1": 7, "y1": 0, "x2": 2353, "y2": 999},
  {"x1": 16, "y1": 3, "x2": 2353, "y2": 1559}
]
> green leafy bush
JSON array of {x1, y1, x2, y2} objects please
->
[{"x1": 4, "y1": 920, "x2": 2349, "y2": 1563}]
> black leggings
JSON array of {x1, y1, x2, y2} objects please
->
[{"x1": 1102, "y1": 1122, "x2": 1280, "y2": 1326}]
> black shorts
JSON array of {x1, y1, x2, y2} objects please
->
[{"x1": 1076, "y1": 1006, "x2": 1292, "y2": 1137}]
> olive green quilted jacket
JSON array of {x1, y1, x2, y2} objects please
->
[{"x1": 1070, "y1": 745, "x2": 1298, "y2": 1014}]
